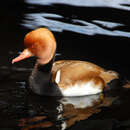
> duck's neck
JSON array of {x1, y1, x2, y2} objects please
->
[{"x1": 29, "y1": 58, "x2": 62, "y2": 96}]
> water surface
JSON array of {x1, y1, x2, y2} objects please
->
[{"x1": 0, "y1": 0, "x2": 130, "y2": 129}]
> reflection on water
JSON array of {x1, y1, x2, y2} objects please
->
[
  {"x1": 25, "y1": 0, "x2": 130, "y2": 11},
  {"x1": 18, "y1": 93, "x2": 116, "y2": 130},
  {"x1": 22, "y1": 13, "x2": 130, "y2": 37},
  {"x1": 0, "y1": 0, "x2": 130, "y2": 129},
  {"x1": 92, "y1": 20, "x2": 124, "y2": 29},
  {"x1": 21, "y1": 0, "x2": 130, "y2": 38}
]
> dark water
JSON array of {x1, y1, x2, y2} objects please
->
[{"x1": 0, "y1": 0, "x2": 130, "y2": 129}]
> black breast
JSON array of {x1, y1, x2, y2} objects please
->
[{"x1": 28, "y1": 59, "x2": 62, "y2": 96}]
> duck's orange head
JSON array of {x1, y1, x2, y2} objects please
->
[{"x1": 12, "y1": 28, "x2": 57, "y2": 64}]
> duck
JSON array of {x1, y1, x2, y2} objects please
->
[{"x1": 12, "y1": 28, "x2": 119, "y2": 96}]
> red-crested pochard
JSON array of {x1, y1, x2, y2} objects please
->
[{"x1": 12, "y1": 28, "x2": 119, "y2": 96}]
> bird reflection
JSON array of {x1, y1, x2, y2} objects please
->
[
  {"x1": 56, "y1": 94, "x2": 103, "y2": 130},
  {"x1": 18, "y1": 93, "x2": 117, "y2": 130}
]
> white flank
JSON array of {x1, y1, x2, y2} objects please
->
[
  {"x1": 55, "y1": 70, "x2": 61, "y2": 84},
  {"x1": 60, "y1": 81, "x2": 102, "y2": 96}
]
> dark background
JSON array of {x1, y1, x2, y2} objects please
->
[
  {"x1": 0, "y1": 0, "x2": 130, "y2": 129},
  {"x1": 0, "y1": 0, "x2": 130, "y2": 80}
]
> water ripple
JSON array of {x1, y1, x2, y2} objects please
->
[
  {"x1": 92, "y1": 20, "x2": 124, "y2": 29},
  {"x1": 21, "y1": 13, "x2": 130, "y2": 38},
  {"x1": 25, "y1": 0, "x2": 130, "y2": 11}
]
